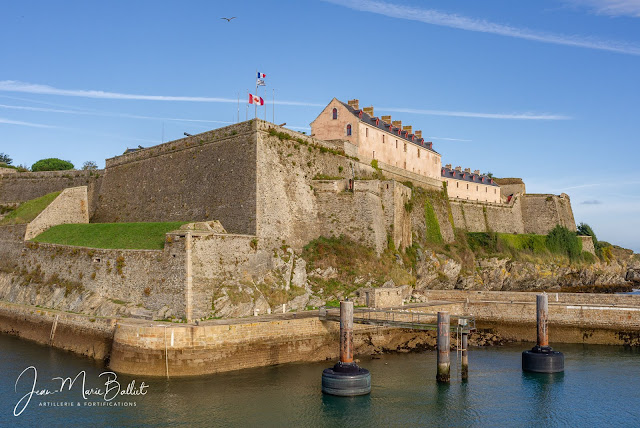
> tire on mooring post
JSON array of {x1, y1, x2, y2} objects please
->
[
  {"x1": 321, "y1": 300, "x2": 371, "y2": 396},
  {"x1": 522, "y1": 294, "x2": 564, "y2": 373}
]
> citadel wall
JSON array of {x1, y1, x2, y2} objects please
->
[
  {"x1": 24, "y1": 186, "x2": 89, "y2": 240},
  {"x1": 0, "y1": 170, "x2": 99, "y2": 204},
  {"x1": 92, "y1": 121, "x2": 258, "y2": 235},
  {"x1": 449, "y1": 196, "x2": 524, "y2": 234},
  {"x1": 521, "y1": 193, "x2": 576, "y2": 234}
]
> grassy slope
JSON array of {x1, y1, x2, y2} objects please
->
[
  {"x1": 0, "y1": 191, "x2": 61, "y2": 225},
  {"x1": 32, "y1": 222, "x2": 188, "y2": 250}
]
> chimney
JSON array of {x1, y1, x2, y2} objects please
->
[
  {"x1": 348, "y1": 99, "x2": 359, "y2": 109},
  {"x1": 403, "y1": 125, "x2": 412, "y2": 134},
  {"x1": 381, "y1": 115, "x2": 392, "y2": 123},
  {"x1": 363, "y1": 106, "x2": 374, "y2": 117},
  {"x1": 474, "y1": 170, "x2": 480, "y2": 175},
  {"x1": 455, "y1": 166, "x2": 462, "y2": 171},
  {"x1": 392, "y1": 120, "x2": 402, "y2": 129},
  {"x1": 414, "y1": 130, "x2": 422, "y2": 138},
  {"x1": 464, "y1": 168, "x2": 471, "y2": 173},
  {"x1": 445, "y1": 164, "x2": 452, "y2": 169}
]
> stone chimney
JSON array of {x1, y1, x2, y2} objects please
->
[
  {"x1": 455, "y1": 166, "x2": 462, "y2": 171},
  {"x1": 348, "y1": 99, "x2": 359, "y2": 109},
  {"x1": 392, "y1": 120, "x2": 402, "y2": 129},
  {"x1": 474, "y1": 170, "x2": 480, "y2": 175},
  {"x1": 363, "y1": 106, "x2": 374, "y2": 117},
  {"x1": 445, "y1": 164, "x2": 452, "y2": 169},
  {"x1": 464, "y1": 168, "x2": 471, "y2": 173},
  {"x1": 414, "y1": 130, "x2": 422, "y2": 138},
  {"x1": 381, "y1": 115, "x2": 392, "y2": 123},
  {"x1": 403, "y1": 125, "x2": 412, "y2": 134}
]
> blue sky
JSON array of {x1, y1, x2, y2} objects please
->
[{"x1": 0, "y1": 0, "x2": 639, "y2": 251}]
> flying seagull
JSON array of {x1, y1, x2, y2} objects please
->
[{"x1": 221, "y1": 17, "x2": 236, "y2": 22}]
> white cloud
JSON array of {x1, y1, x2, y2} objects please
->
[
  {"x1": 567, "y1": 0, "x2": 640, "y2": 17},
  {"x1": 323, "y1": 0, "x2": 640, "y2": 55},
  {"x1": 0, "y1": 117, "x2": 56, "y2": 128},
  {"x1": 428, "y1": 136, "x2": 472, "y2": 142},
  {"x1": 0, "y1": 80, "x2": 570, "y2": 121}
]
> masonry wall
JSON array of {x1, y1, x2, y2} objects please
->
[
  {"x1": 449, "y1": 196, "x2": 524, "y2": 234},
  {"x1": 522, "y1": 194, "x2": 576, "y2": 234},
  {"x1": 0, "y1": 241, "x2": 185, "y2": 317},
  {"x1": 579, "y1": 235, "x2": 596, "y2": 255},
  {"x1": 25, "y1": 186, "x2": 89, "y2": 240},
  {"x1": 92, "y1": 121, "x2": 257, "y2": 234},
  {"x1": 0, "y1": 170, "x2": 99, "y2": 204},
  {"x1": 190, "y1": 234, "x2": 273, "y2": 319},
  {"x1": 381, "y1": 180, "x2": 412, "y2": 250}
]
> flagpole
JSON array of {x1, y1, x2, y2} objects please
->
[{"x1": 255, "y1": 70, "x2": 258, "y2": 119}]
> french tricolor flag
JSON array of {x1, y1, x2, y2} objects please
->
[
  {"x1": 257, "y1": 72, "x2": 266, "y2": 79},
  {"x1": 249, "y1": 94, "x2": 264, "y2": 105}
]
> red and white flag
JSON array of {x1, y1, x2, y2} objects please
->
[{"x1": 249, "y1": 94, "x2": 264, "y2": 105}]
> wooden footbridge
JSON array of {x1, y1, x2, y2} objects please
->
[{"x1": 319, "y1": 305, "x2": 476, "y2": 334}]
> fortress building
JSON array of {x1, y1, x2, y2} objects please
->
[{"x1": 311, "y1": 98, "x2": 499, "y2": 204}]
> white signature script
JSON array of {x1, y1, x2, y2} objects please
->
[{"x1": 14, "y1": 366, "x2": 149, "y2": 416}]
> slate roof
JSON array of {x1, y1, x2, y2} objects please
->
[
  {"x1": 441, "y1": 166, "x2": 498, "y2": 187},
  {"x1": 339, "y1": 101, "x2": 440, "y2": 155}
]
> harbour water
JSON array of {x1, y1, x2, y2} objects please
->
[{"x1": 1, "y1": 333, "x2": 639, "y2": 427}]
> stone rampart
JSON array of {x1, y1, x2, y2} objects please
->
[
  {"x1": 25, "y1": 186, "x2": 89, "y2": 240},
  {"x1": 579, "y1": 236, "x2": 596, "y2": 255},
  {"x1": 450, "y1": 197, "x2": 524, "y2": 234},
  {"x1": 522, "y1": 194, "x2": 576, "y2": 234},
  {"x1": 93, "y1": 121, "x2": 258, "y2": 234},
  {"x1": 0, "y1": 170, "x2": 99, "y2": 204}
]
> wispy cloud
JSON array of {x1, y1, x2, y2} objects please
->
[
  {"x1": 0, "y1": 81, "x2": 570, "y2": 121},
  {"x1": 0, "y1": 81, "x2": 323, "y2": 107},
  {"x1": 581, "y1": 199, "x2": 603, "y2": 204},
  {"x1": 566, "y1": 0, "x2": 640, "y2": 17},
  {"x1": 0, "y1": 117, "x2": 56, "y2": 128},
  {"x1": 428, "y1": 136, "x2": 472, "y2": 142},
  {"x1": 380, "y1": 106, "x2": 570, "y2": 120},
  {"x1": 323, "y1": 0, "x2": 640, "y2": 56}
]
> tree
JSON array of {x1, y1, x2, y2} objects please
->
[
  {"x1": 82, "y1": 161, "x2": 98, "y2": 170},
  {"x1": 0, "y1": 153, "x2": 12, "y2": 165},
  {"x1": 31, "y1": 158, "x2": 74, "y2": 172}
]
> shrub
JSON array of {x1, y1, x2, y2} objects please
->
[
  {"x1": 545, "y1": 225, "x2": 582, "y2": 262},
  {"x1": 31, "y1": 158, "x2": 74, "y2": 171},
  {"x1": 577, "y1": 222, "x2": 603, "y2": 259}
]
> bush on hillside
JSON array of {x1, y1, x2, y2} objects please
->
[
  {"x1": 546, "y1": 225, "x2": 582, "y2": 262},
  {"x1": 31, "y1": 158, "x2": 74, "y2": 172}
]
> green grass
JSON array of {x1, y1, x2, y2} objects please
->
[
  {"x1": 32, "y1": 222, "x2": 189, "y2": 249},
  {"x1": 424, "y1": 199, "x2": 444, "y2": 245},
  {"x1": 0, "y1": 191, "x2": 60, "y2": 225}
]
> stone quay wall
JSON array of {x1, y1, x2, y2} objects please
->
[{"x1": 0, "y1": 301, "x2": 116, "y2": 360}]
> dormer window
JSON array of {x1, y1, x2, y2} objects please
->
[
  {"x1": 375, "y1": 119, "x2": 379, "y2": 126},
  {"x1": 332, "y1": 108, "x2": 337, "y2": 120},
  {"x1": 358, "y1": 111, "x2": 363, "y2": 118}
]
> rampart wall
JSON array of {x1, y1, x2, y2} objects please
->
[
  {"x1": 0, "y1": 170, "x2": 99, "y2": 204},
  {"x1": 93, "y1": 121, "x2": 258, "y2": 234},
  {"x1": 521, "y1": 194, "x2": 576, "y2": 234},
  {"x1": 449, "y1": 197, "x2": 524, "y2": 234}
]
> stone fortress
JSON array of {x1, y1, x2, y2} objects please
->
[{"x1": 0, "y1": 98, "x2": 579, "y2": 321}]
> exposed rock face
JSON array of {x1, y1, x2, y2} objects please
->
[{"x1": 626, "y1": 269, "x2": 640, "y2": 284}]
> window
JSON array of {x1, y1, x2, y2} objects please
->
[
  {"x1": 417, "y1": 149, "x2": 420, "y2": 158},
  {"x1": 476, "y1": 186, "x2": 478, "y2": 191},
  {"x1": 466, "y1": 184, "x2": 469, "y2": 190},
  {"x1": 494, "y1": 189, "x2": 497, "y2": 194},
  {"x1": 372, "y1": 150, "x2": 375, "y2": 159},
  {"x1": 456, "y1": 182, "x2": 459, "y2": 188},
  {"x1": 403, "y1": 161, "x2": 406, "y2": 169},
  {"x1": 403, "y1": 143, "x2": 407, "y2": 152},
  {"x1": 486, "y1": 187, "x2": 487, "y2": 193},
  {"x1": 366, "y1": 127, "x2": 368, "y2": 138},
  {"x1": 383, "y1": 135, "x2": 385, "y2": 144},
  {"x1": 396, "y1": 139, "x2": 398, "y2": 149},
  {"x1": 332, "y1": 108, "x2": 337, "y2": 120},
  {"x1": 346, "y1": 124, "x2": 352, "y2": 136}
]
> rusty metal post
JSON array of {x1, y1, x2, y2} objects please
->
[
  {"x1": 340, "y1": 301, "x2": 354, "y2": 364},
  {"x1": 461, "y1": 332, "x2": 469, "y2": 381},
  {"x1": 437, "y1": 311, "x2": 450, "y2": 383},
  {"x1": 537, "y1": 294, "x2": 549, "y2": 347}
]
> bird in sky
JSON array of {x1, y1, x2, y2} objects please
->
[{"x1": 221, "y1": 17, "x2": 236, "y2": 22}]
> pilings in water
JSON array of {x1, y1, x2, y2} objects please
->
[
  {"x1": 522, "y1": 294, "x2": 564, "y2": 373},
  {"x1": 321, "y1": 301, "x2": 371, "y2": 396},
  {"x1": 461, "y1": 331, "x2": 469, "y2": 381},
  {"x1": 437, "y1": 311, "x2": 450, "y2": 383}
]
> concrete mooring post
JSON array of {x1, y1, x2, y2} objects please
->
[
  {"x1": 461, "y1": 332, "x2": 469, "y2": 381},
  {"x1": 321, "y1": 301, "x2": 371, "y2": 396},
  {"x1": 522, "y1": 293, "x2": 564, "y2": 373},
  {"x1": 437, "y1": 311, "x2": 451, "y2": 383}
]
